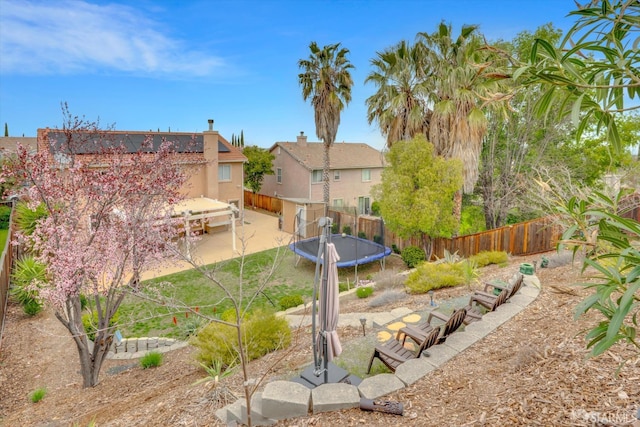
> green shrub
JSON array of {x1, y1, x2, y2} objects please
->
[
  {"x1": 373, "y1": 235, "x2": 383, "y2": 245},
  {"x1": 405, "y1": 262, "x2": 467, "y2": 294},
  {"x1": 391, "y1": 244, "x2": 401, "y2": 254},
  {"x1": 338, "y1": 282, "x2": 350, "y2": 293},
  {"x1": 401, "y1": 246, "x2": 426, "y2": 268},
  {"x1": 331, "y1": 222, "x2": 339, "y2": 234},
  {"x1": 82, "y1": 310, "x2": 120, "y2": 341},
  {"x1": 357, "y1": 231, "x2": 367, "y2": 239},
  {"x1": 220, "y1": 307, "x2": 239, "y2": 322},
  {"x1": 342, "y1": 225, "x2": 352, "y2": 235},
  {"x1": 356, "y1": 286, "x2": 373, "y2": 298},
  {"x1": 140, "y1": 351, "x2": 163, "y2": 369},
  {"x1": 0, "y1": 204, "x2": 12, "y2": 229},
  {"x1": 469, "y1": 251, "x2": 509, "y2": 267},
  {"x1": 279, "y1": 295, "x2": 304, "y2": 310},
  {"x1": 371, "y1": 201, "x2": 381, "y2": 216},
  {"x1": 30, "y1": 387, "x2": 47, "y2": 403},
  {"x1": 191, "y1": 308, "x2": 291, "y2": 369}
]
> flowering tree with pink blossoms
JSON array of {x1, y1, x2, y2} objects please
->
[{"x1": 3, "y1": 107, "x2": 190, "y2": 387}]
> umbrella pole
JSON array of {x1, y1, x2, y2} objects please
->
[
  {"x1": 311, "y1": 217, "x2": 330, "y2": 377},
  {"x1": 321, "y1": 224, "x2": 330, "y2": 384}
]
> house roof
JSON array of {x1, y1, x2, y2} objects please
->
[
  {"x1": 0, "y1": 137, "x2": 38, "y2": 154},
  {"x1": 272, "y1": 141, "x2": 384, "y2": 170},
  {"x1": 39, "y1": 130, "x2": 246, "y2": 162}
]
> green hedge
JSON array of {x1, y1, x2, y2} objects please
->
[{"x1": 405, "y1": 262, "x2": 467, "y2": 294}]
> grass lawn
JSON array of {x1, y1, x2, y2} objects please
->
[
  {"x1": 115, "y1": 245, "x2": 386, "y2": 339},
  {"x1": 0, "y1": 229, "x2": 8, "y2": 251}
]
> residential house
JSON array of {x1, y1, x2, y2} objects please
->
[
  {"x1": 36, "y1": 119, "x2": 247, "y2": 215},
  {"x1": 260, "y1": 132, "x2": 384, "y2": 236},
  {"x1": 0, "y1": 136, "x2": 38, "y2": 157},
  {"x1": 262, "y1": 132, "x2": 384, "y2": 213}
]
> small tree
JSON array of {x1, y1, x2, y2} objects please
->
[
  {"x1": 243, "y1": 146, "x2": 275, "y2": 208},
  {"x1": 4, "y1": 122, "x2": 8, "y2": 137},
  {"x1": 1, "y1": 105, "x2": 190, "y2": 387},
  {"x1": 372, "y1": 135, "x2": 463, "y2": 259}
]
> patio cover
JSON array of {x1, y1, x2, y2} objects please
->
[{"x1": 171, "y1": 197, "x2": 237, "y2": 252}]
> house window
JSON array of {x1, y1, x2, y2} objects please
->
[
  {"x1": 333, "y1": 198, "x2": 343, "y2": 208},
  {"x1": 334, "y1": 170, "x2": 341, "y2": 181},
  {"x1": 276, "y1": 168, "x2": 282, "y2": 184},
  {"x1": 312, "y1": 170, "x2": 323, "y2": 183},
  {"x1": 218, "y1": 164, "x2": 231, "y2": 181},
  {"x1": 358, "y1": 196, "x2": 371, "y2": 215},
  {"x1": 362, "y1": 169, "x2": 371, "y2": 182}
]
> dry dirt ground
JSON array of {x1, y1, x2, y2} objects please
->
[{"x1": 1, "y1": 252, "x2": 639, "y2": 427}]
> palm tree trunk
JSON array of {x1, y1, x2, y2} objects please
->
[{"x1": 323, "y1": 142, "x2": 331, "y2": 216}]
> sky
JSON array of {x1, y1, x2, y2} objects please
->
[{"x1": 0, "y1": 0, "x2": 579, "y2": 151}]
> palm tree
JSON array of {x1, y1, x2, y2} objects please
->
[
  {"x1": 298, "y1": 42, "x2": 354, "y2": 211},
  {"x1": 417, "y1": 22, "x2": 508, "y2": 195},
  {"x1": 365, "y1": 40, "x2": 431, "y2": 147}
]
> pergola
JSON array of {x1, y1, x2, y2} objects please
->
[{"x1": 171, "y1": 197, "x2": 238, "y2": 252}]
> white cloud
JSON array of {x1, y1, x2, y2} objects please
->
[{"x1": 0, "y1": 0, "x2": 226, "y2": 77}]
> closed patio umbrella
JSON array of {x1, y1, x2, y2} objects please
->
[{"x1": 319, "y1": 242, "x2": 342, "y2": 361}]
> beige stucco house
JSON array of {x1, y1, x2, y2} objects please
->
[
  {"x1": 261, "y1": 132, "x2": 385, "y2": 215},
  {"x1": 36, "y1": 120, "x2": 247, "y2": 214}
]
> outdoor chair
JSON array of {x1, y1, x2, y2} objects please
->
[
  {"x1": 367, "y1": 326, "x2": 441, "y2": 374},
  {"x1": 395, "y1": 307, "x2": 467, "y2": 350},
  {"x1": 471, "y1": 274, "x2": 524, "y2": 307},
  {"x1": 469, "y1": 286, "x2": 510, "y2": 313}
]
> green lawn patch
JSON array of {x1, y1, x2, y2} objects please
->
[{"x1": 116, "y1": 246, "x2": 385, "y2": 339}]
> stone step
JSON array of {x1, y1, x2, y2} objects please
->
[{"x1": 240, "y1": 392, "x2": 277, "y2": 426}]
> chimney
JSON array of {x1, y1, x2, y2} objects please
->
[
  {"x1": 208, "y1": 119, "x2": 214, "y2": 131},
  {"x1": 297, "y1": 131, "x2": 307, "y2": 146}
]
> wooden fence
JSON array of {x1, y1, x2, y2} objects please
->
[
  {"x1": 244, "y1": 191, "x2": 282, "y2": 214},
  {"x1": 0, "y1": 202, "x2": 16, "y2": 352}
]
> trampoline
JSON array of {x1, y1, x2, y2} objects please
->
[{"x1": 289, "y1": 234, "x2": 392, "y2": 268}]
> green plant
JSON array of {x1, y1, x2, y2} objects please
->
[
  {"x1": 331, "y1": 222, "x2": 339, "y2": 234},
  {"x1": 469, "y1": 251, "x2": 509, "y2": 267},
  {"x1": 435, "y1": 249, "x2": 461, "y2": 264},
  {"x1": 10, "y1": 255, "x2": 47, "y2": 316},
  {"x1": 370, "y1": 201, "x2": 381, "y2": 216},
  {"x1": 357, "y1": 231, "x2": 367, "y2": 239},
  {"x1": 14, "y1": 201, "x2": 48, "y2": 236},
  {"x1": 279, "y1": 294, "x2": 304, "y2": 310},
  {"x1": 356, "y1": 286, "x2": 373, "y2": 298},
  {"x1": 391, "y1": 244, "x2": 401, "y2": 254},
  {"x1": 405, "y1": 262, "x2": 467, "y2": 294},
  {"x1": 82, "y1": 310, "x2": 120, "y2": 341},
  {"x1": 401, "y1": 246, "x2": 426, "y2": 268},
  {"x1": 338, "y1": 282, "x2": 350, "y2": 293},
  {"x1": 140, "y1": 351, "x2": 163, "y2": 369},
  {"x1": 342, "y1": 225, "x2": 352, "y2": 235},
  {"x1": 373, "y1": 235, "x2": 383, "y2": 244},
  {"x1": 179, "y1": 316, "x2": 208, "y2": 338},
  {"x1": 193, "y1": 358, "x2": 236, "y2": 386},
  {"x1": 23, "y1": 299, "x2": 42, "y2": 316},
  {"x1": 460, "y1": 259, "x2": 480, "y2": 286},
  {"x1": 30, "y1": 387, "x2": 47, "y2": 403},
  {"x1": 191, "y1": 308, "x2": 291, "y2": 369},
  {"x1": 556, "y1": 190, "x2": 640, "y2": 358}
]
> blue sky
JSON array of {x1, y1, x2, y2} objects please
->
[{"x1": 0, "y1": 0, "x2": 577, "y2": 150}]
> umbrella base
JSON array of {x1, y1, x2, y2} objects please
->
[{"x1": 291, "y1": 362, "x2": 360, "y2": 389}]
